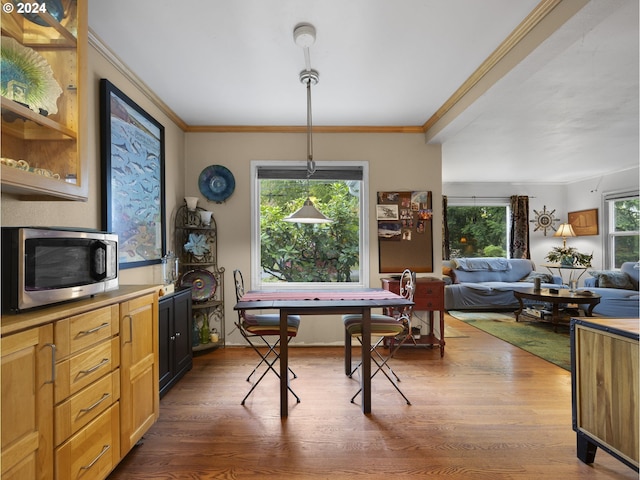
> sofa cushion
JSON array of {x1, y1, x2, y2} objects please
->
[
  {"x1": 588, "y1": 270, "x2": 636, "y2": 290},
  {"x1": 452, "y1": 257, "x2": 511, "y2": 272},
  {"x1": 519, "y1": 271, "x2": 554, "y2": 283}
]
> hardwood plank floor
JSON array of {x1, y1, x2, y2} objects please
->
[{"x1": 108, "y1": 315, "x2": 637, "y2": 479}]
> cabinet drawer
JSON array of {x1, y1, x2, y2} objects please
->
[
  {"x1": 55, "y1": 403, "x2": 120, "y2": 480},
  {"x1": 55, "y1": 370, "x2": 120, "y2": 446},
  {"x1": 55, "y1": 337, "x2": 120, "y2": 403},
  {"x1": 55, "y1": 305, "x2": 119, "y2": 358}
]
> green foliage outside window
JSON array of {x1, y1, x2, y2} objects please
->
[
  {"x1": 447, "y1": 206, "x2": 507, "y2": 258},
  {"x1": 612, "y1": 198, "x2": 639, "y2": 266},
  {"x1": 260, "y1": 180, "x2": 360, "y2": 283}
]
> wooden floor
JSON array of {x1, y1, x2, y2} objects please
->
[{"x1": 108, "y1": 315, "x2": 637, "y2": 479}]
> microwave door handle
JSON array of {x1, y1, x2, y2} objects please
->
[{"x1": 90, "y1": 241, "x2": 108, "y2": 281}]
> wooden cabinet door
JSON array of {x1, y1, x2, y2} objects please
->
[
  {"x1": 119, "y1": 293, "x2": 159, "y2": 454},
  {"x1": 173, "y1": 290, "x2": 193, "y2": 377},
  {"x1": 1, "y1": 324, "x2": 54, "y2": 480}
]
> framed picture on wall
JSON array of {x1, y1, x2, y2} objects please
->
[
  {"x1": 568, "y1": 208, "x2": 599, "y2": 236},
  {"x1": 99, "y1": 79, "x2": 166, "y2": 269}
]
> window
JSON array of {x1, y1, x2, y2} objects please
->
[
  {"x1": 604, "y1": 191, "x2": 639, "y2": 268},
  {"x1": 251, "y1": 161, "x2": 368, "y2": 289},
  {"x1": 446, "y1": 202, "x2": 509, "y2": 258}
]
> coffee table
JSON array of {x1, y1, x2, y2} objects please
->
[{"x1": 513, "y1": 288, "x2": 601, "y2": 332}]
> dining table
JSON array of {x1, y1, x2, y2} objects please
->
[{"x1": 233, "y1": 288, "x2": 414, "y2": 417}]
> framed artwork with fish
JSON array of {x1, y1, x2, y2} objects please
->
[{"x1": 100, "y1": 78, "x2": 166, "y2": 269}]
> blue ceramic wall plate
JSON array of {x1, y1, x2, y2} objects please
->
[{"x1": 198, "y1": 165, "x2": 235, "y2": 202}]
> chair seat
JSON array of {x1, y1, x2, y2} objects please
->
[
  {"x1": 343, "y1": 313, "x2": 405, "y2": 337},
  {"x1": 243, "y1": 313, "x2": 301, "y2": 336}
]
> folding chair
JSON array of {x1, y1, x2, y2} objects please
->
[
  {"x1": 343, "y1": 268, "x2": 415, "y2": 405},
  {"x1": 233, "y1": 269, "x2": 301, "y2": 405}
]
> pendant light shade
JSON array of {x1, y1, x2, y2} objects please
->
[
  {"x1": 284, "y1": 197, "x2": 333, "y2": 223},
  {"x1": 283, "y1": 23, "x2": 333, "y2": 224}
]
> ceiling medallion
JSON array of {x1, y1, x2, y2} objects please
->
[{"x1": 530, "y1": 205, "x2": 560, "y2": 236}]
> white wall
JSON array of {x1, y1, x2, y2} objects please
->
[{"x1": 186, "y1": 132, "x2": 442, "y2": 345}]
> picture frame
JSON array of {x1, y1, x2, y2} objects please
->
[
  {"x1": 100, "y1": 79, "x2": 166, "y2": 269},
  {"x1": 376, "y1": 204, "x2": 399, "y2": 220},
  {"x1": 568, "y1": 208, "x2": 599, "y2": 236}
]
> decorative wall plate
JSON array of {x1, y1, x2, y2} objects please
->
[
  {"x1": 14, "y1": 0, "x2": 65, "y2": 26},
  {"x1": 0, "y1": 36, "x2": 63, "y2": 115},
  {"x1": 180, "y1": 269, "x2": 217, "y2": 301},
  {"x1": 198, "y1": 165, "x2": 235, "y2": 202}
]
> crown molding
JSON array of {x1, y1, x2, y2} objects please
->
[
  {"x1": 89, "y1": 29, "x2": 189, "y2": 131},
  {"x1": 423, "y1": 0, "x2": 588, "y2": 140}
]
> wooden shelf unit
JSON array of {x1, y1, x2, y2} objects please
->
[{"x1": 1, "y1": 0, "x2": 88, "y2": 200}]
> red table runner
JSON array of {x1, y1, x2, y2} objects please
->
[{"x1": 241, "y1": 289, "x2": 401, "y2": 302}]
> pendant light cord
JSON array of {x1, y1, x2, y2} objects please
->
[{"x1": 306, "y1": 75, "x2": 315, "y2": 178}]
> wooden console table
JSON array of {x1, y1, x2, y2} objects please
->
[
  {"x1": 381, "y1": 277, "x2": 445, "y2": 356},
  {"x1": 571, "y1": 318, "x2": 639, "y2": 472}
]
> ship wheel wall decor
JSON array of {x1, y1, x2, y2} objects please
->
[{"x1": 530, "y1": 205, "x2": 560, "y2": 236}]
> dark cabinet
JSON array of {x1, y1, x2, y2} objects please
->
[{"x1": 159, "y1": 288, "x2": 193, "y2": 398}]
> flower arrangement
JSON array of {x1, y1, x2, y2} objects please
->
[{"x1": 545, "y1": 246, "x2": 593, "y2": 267}]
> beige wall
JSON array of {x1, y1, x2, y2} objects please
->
[
  {"x1": 186, "y1": 132, "x2": 442, "y2": 344},
  {"x1": 1, "y1": 43, "x2": 187, "y2": 286}
]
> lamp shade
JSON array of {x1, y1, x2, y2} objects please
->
[
  {"x1": 554, "y1": 223, "x2": 576, "y2": 238},
  {"x1": 283, "y1": 198, "x2": 333, "y2": 224}
]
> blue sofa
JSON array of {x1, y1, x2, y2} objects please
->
[
  {"x1": 443, "y1": 257, "x2": 562, "y2": 311},
  {"x1": 580, "y1": 262, "x2": 639, "y2": 317}
]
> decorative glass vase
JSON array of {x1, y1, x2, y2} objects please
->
[{"x1": 560, "y1": 256, "x2": 574, "y2": 267}]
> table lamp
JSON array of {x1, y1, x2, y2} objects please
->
[{"x1": 554, "y1": 223, "x2": 576, "y2": 248}]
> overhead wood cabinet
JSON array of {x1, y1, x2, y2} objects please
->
[
  {"x1": 0, "y1": 0, "x2": 88, "y2": 200},
  {"x1": 1, "y1": 285, "x2": 160, "y2": 480}
]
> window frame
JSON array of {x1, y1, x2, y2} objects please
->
[
  {"x1": 445, "y1": 198, "x2": 511, "y2": 259},
  {"x1": 250, "y1": 160, "x2": 369, "y2": 290},
  {"x1": 603, "y1": 189, "x2": 640, "y2": 269}
]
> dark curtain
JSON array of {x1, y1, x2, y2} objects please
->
[
  {"x1": 442, "y1": 195, "x2": 450, "y2": 260},
  {"x1": 509, "y1": 195, "x2": 530, "y2": 259}
]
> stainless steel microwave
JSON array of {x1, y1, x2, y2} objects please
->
[{"x1": 1, "y1": 227, "x2": 118, "y2": 312}]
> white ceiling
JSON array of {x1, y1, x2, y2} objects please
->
[{"x1": 87, "y1": 0, "x2": 639, "y2": 184}]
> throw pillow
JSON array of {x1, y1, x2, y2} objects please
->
[
  {"x1": 442, "y1": 266, "x2": 458, "y2": 284},
  {"x1": 588, "y1": 270, "x2": 635, "y2": 290},
  {"x1": 519, "y1": 272, "x2": 553, "y2": 283}
]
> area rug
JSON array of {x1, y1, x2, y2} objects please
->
[{"x1": 448, "y1": 311, "x2": 571, "y2": 370}]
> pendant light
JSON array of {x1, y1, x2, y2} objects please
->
[{"x1": 283, "y1": 23, "x2": 333, "y2": 224}]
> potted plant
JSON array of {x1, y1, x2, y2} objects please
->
[{"x1": 545, "y1": 246, "x2": 593, "y2": 267}]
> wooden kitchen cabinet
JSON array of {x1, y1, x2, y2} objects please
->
[
  {"x1": 1, "y1": 285, "x2": 160, "y2": 480},
  {"x1": 119, "y1": 292, "x2": 160, "y2": 453},
  {"x1": 159, "y1": 288, "x2": 193, "y2": 398},
  {"x1": 1, "y1": 324, "x2": 54, "y2": 480},
  {"x1": 0, "y1": 0, "x2": 88, "y2": 200}
]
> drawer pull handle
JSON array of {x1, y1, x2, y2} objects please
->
[
  {"x1": 78, "y1": 323, "x2": 110, "y2": 335},
  {"x1": 45, "y1": 343, "x2": 56, "y2": 384},
  {"x1": 80, "y1": 393, "x2": 110, "y2": 413},
  {"x1": 79, "y1": 358, "x2": 109, "y2": 375},
  {"x1": 81, "y1": 444, "x2": 110, "y2": 470}
]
